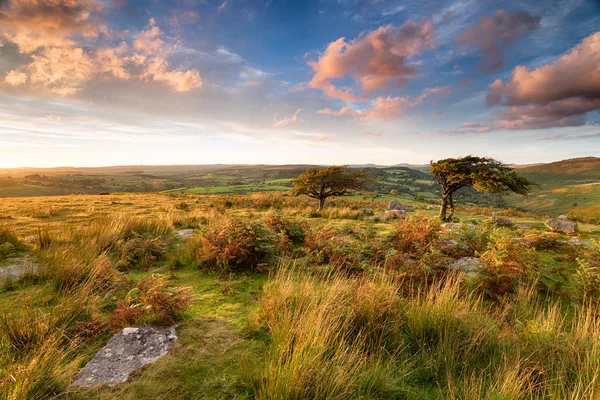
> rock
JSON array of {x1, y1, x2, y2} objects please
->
[
  {"x1": 436, "y1": 239, "x2": 470, "y2": 257},
  {"x1": 0, "y1": 257, "x2": 38, "y2": 280},
  {"x1": 447, "y1": 257, "x2": 483, "y2": 277},
  {"x1": 175, "y1": 229, "x2": 194, "y2": 238},
  {"x1": 388, "y1": 200, "x2": 414, "y2": 212},
  {"x1": 385, "y1": 209, "x2": 407, "y2": 219},
  {"x1": 71, "y1": 326, "x2": 178, "y2": 388},
  {"x1": 558, "y1": 214, "x2": 569, "y2": 220},
  {"x1": 492, "y1": 216, "x2": 513, "y2": 226},
  {"x1": 360, "y1": 208, "x2": 374, "y2": 215},
  {"x1": 24, "y1": 235, "x2": 36, "y2": 244},
  {"x1": 545, "y1": 218, "x2": 578, "y2": 233},
  {"x1": 567, "y1": 237, "x2": 593, "y2": 247},
  {"x1": 514, "y1": 223, "x2": 530, "y2": 229},
  {"x1": 441, "y1": 223, "x2": 476, "y2": 231}
]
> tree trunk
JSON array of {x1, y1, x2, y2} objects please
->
[
  {"x1": 318, "y1": 197, "x2": 326, "y2": 211},
  {"x1": 448, "y1": 193, "x2": 455, "y2": 221},
  {"x1": 439, "y1": 193, "x2": 448, "y2": 220}
]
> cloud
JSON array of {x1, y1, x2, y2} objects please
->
[
  {"x1": 361, "y1": 129, "x2": 382, "y2": 136},
  {"x1": 0, "y1": 0, "x2": 106, "y2": 53},
  {"x1": 218, "y1": 2, "x2": 228, "y2": 13},
  {"x1": 485, "y1": 32, "x2": 600, "y2": 130},
  {"x1": 166, "y1": 10, "x2": 199, "y2": 28},
  {"x1": 4, "y1": 69, "x2": 27, "y2": 86},
  {"x1": 457, "y1": 10, "x2": 540, "y2": 73},
  {"x1": 317, "y1": 86, "x2": 451, "y2": 121},
  {"x1": 273, "y1": 108, "x2": 302, "y2": 127},
  {"x1": 308, "y1": 19, "x2": 435, "y2": 100},
  {"x1": 2, "y1": 18, "x2": 202, "y2": 94}
]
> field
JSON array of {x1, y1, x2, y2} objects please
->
[
  {"x1": 1, "y1": 191, "x2": 600, "y2": 399},
  {"x1": 2, "y1": 158, "x2": 599, "y2": 223}
]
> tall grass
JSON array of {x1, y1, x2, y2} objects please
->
[{"x1": 245, "y1": 266, "x2": 600, "y2": 399}]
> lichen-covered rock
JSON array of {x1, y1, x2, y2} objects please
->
[
  {"x1": 388, "y1": 200, "x2": 414, "y2": 212},
  {"x1": 364, "y1": 215, "x2": 389, "y2": 222},
  {"x1": 0, "y1": 257, "x2": 37, "y2": 280},
  {"x1": 360, "y1": 208, "x2": 374, "y2": 215},
  {"x1": 447, "y1": 257, "x2": 483, "y2": 277},
  {"x1": 492, "y1": 216, "x2": 513, "y2": 226},
  {"x1": 441, "y1": 223, "x2": 476, "y2": 231},
  {"x1": 176, "y1": 229, "x2": 194, "y2": 238},
  {"x1": 385, "y1": 209, "x2": 407, "y2": 219},
  {"x1": 514, "y1": 223, "x2": 530, "y2": 229},
  {"x1": 545, "y1": 218, "x2": 578, "y2": 233},
  {"x1": 71, "y1": 326, "x2": 178, "y2": 388}
]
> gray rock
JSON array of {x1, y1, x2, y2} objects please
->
[
  {"x1": 175, "y1": 229, "x2": 194, "y2": 238},
  {"x1": 436, "y1": 239, "x2": 470, "y2": 256},
  {"x1": 385, "y1": 209, "x2": 407, "y2": 219},
  {"x1": 558, "y1": 214, "x2": 570, "y2": 220},
  {"x1": 514, "y1": 223, "x2": 530, "y2": 229},
  {"x1": 0, "y1": 257, "x2": 38, "y2": 280},
  {"x1": 360, "y1": 208, "x2": 374, "y2": 215},
  {"x1": 441, "y1": 223, "x2": 476, "y2": 231},
  {"x1": 447, "y1": 257, "x2": 483, "y2": 277},
  {"x1": 72, "y1": 326, "x2": 178, "y2": 388},
  {"x1": 567, "y1": 237, "x2": 593, "y2": 247},
  {"x1": 24, "y1": 235, "x2": 36, "y2": 244},
  {"x1": 492, "y1": 216, "x2": 513, "y2": 226},
  {"x1": 388, "y1": 200, "x2": 414, "y2": 212},
  {"x1": 545, "y1": 218, "x2": 578, "y2": 233}
]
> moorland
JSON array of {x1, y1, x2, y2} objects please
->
[{"x1": 0, "y1": 158, "x2": 599, "y2": 399}]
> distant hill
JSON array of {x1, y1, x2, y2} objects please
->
[{"x1": 507, "y1": 157, "x2": 600, "y2": 222}]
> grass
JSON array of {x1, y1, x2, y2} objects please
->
[{"x1": 0, "y1": 191, "x2": 598, "y2": 399}]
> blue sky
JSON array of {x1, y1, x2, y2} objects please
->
[{"x1": 0, "y1": 0, "x2": 598, "y2": 167}]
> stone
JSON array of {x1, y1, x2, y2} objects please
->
[
  {"x1": 441, "y1": 223, "x2": 476, "y2": 231},
  {"x1": 447, "y1": 257, "x2": 483, "y2": 278},
  {"x1": 24, "y1": 235, "x2": 36, "y2": 244},
  {"x1": 545, "y1": 218, "x2": 578, "y2": 233},
  {"x1": 558, "y1": 214, "x2": 569, "y2": 220},
  {"x1": 436, "y1": 239, "x2": 470, "y2": 257},
  {"x1": 388, "y1": 200, "x2": 414, "y2": 212},
  {"x1": 71, "y1": 326, "x2": 178, "y2": 388},
  {"x1": 0, "y1": 257, "x2": 38, "y2": 280},
  {"x1": 567, "y1": 237, "x2": 593, "y2": 247},
  {"x1": 514, "y1": 223, "x2": 530, "y2": 229},
  {"x1": 492, "y1": 216, "x2": 513, "y2": 226},
  {"x1": 360, "y1": 208, "x2": 374, "y2": 215},
  {"x1": 385, "y1": 209, "x2": 407, "y2": 219},
  {"x1": 175, "y1": 229, "x2": 194, "y2": 238}
]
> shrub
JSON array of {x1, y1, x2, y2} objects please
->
[
  {"x1": 110, "y1": 274, "x2": 192, "y2": 330},
  {"x1": 196, "y1": 218, "x2": 277, "y2": 271},
  {"x1": 115, "y1": 236, "x2": 167, "y2": 271},
  {"x1": 479, "y1": 231, "x2": 537, "y2": 298},
  {"x1": 388, "y1": 213, "x2": 440, "y2": 256},
  {"x1": 263, "y1": 213, "x2": 305, "y2": 246},
  {"x1": 576, "y1": 240, "x2": 600, "y2": 301}
]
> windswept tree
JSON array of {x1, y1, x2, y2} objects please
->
[
  {"x1": 430, "y1": 156, "x2": 533, "y2": 221},
  {"x1": 292, "y1": 166, "x2": 372, "y2": 210}
]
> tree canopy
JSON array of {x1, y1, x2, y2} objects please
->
[
  {"x1": 292, "y1": 166, "x2": 372, "y2": 210},
  {"x1": 430, "y1": 156, "x2": 534, "y2": 220}
]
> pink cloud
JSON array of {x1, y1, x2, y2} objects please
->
[
  {"x1": 218, "y1": 2, "x2": 228, "y2": 12},
  {"x1": 3, "y1": 18, "x2": 202, "y2": 94},
  {"x1": 457, "y1": 10, "x2": 540, "y2": 74},
  {"x1": 317, "y1": 86, "x2": 451, "y2": 122},
  {"x1": 308, "y1": 20, "x2": 435, "y2": 100},
  {"x1": 273, "y1": 108, "x2": 303, "y2": 128},
  {"x1": 0, "y1": 0, "x2": 106, "y2": 53},
  {"x1": 485, "y1": 32, "x2": 600, "y2": 130},
  {"x1": 362, "y1": 129, "x2": 382, "y2": 136}
]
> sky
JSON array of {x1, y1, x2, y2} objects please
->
[{"x1": 0, "y1": 0, "x2": 599, "y2": 167}]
